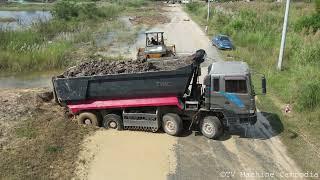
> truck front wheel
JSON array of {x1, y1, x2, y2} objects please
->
[
  {"x1": 77, "y1": 112, "x2": 100, "y2": 127},
  {"x1": 200, "y1": 116, "x2": 222, "y2": 139},
  {"x1": 162, "y1": 113, "x2": 182, "y2": 136},
  {"x1": 103, "y1": 114, "x2": 123, "y2": 130}
]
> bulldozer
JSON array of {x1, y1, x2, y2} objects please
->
[{"x1": 137, "y1": 31, "x2": 176, "y2": 60}]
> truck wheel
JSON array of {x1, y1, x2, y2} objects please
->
[
  {"x1": 162, "y1": 113, "x2": 182, "y2": 136},
  {"x1": 103, "y1": 114, "x2": 123, "y2": 130},
  {"x1": 200, "y1": 116, "x2": 222, "y2": 139},
  {"x1": 77, "y1": 112, "x2": 100, "y2": 127}
]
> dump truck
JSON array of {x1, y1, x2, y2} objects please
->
[
  {"x1": 137, "y1": 31, "x2": 176, "y2": 60},
  {"x1": 52, "y1": 50, "x2": 266, "y2": 139}
]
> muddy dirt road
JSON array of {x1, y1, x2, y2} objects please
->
[{"x1": 75, "y1": 5, "x2": 303, "y2": 180}]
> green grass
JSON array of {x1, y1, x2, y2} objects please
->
[
  {"x1": 0, "y1": 27, "x2": 72, "y2": 72},
  {"x1": 185, "y1": 1, "x2": 320, "y2": 174}
]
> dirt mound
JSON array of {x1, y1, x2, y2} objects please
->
[{"x1": 63, "y1": 55, "x2": 195, "y2": 78}]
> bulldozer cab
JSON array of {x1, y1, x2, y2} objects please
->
[
  {"x1": 146, "y1": 31, "x2": 164, "y2": 47},
  {"x1": 137, "y1": 31, "x2": 176, "y2": 60}
]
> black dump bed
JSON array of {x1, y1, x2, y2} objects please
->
[
  {"x1": 52, "y1": 50, "x2": 206, "y2": 106},
  {"x1": 52, "y1": 64, "x2": 195, "y2": 106}
]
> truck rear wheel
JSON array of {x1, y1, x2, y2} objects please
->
[
  {"x1": 103, "y1": 114, "x2": 123, "y2": 130},
  {"x1": 77, "y1": 112, "x2": 100, "y2": 127},
  {"x1": 200, "y1": 116, "x2": 222, "y2": 139},
  {"x1": 162, "y1": 113, "x2": 182, "y2": 136}
]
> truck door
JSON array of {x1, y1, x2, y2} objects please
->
[{"x1": 220, "y1": 76, "x2": 251, "y2": 115}]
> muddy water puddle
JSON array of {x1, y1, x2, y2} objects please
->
[
  {"x1": 0, "y1": 70, "x2": 61, "y2": 89},
  {"x1": 0, "y1": 10, "x2": 52, "y2": 30}
]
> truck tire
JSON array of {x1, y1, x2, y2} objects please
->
[
  {"x1": 162, "y1": 113, "x2": 182, "y2": 136},
  {"x1": 103, "y1": 114, "x2": 123, "y2": 130},
  {"x1": 200, "y1": 116, "x2": 222, "y2": 139},
  {"x1": 77, "y1": 112, "x2": 100, "y2": 127}
]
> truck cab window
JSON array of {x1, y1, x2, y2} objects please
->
[
  {"x1": 213, "y1": 78, "x2": 219, "y2": 92},
  {"x1": 225, "y1": 80, "x2": 247, "y2": 93}
]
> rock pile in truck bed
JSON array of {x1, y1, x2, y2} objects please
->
[{"x1": 62, "y1": 55, "x2": 195, "y2": 77}]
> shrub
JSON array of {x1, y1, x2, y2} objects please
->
[
  {"x1": 316, "y1": 0, "x2": 320, "y2": 14},
  {"x1": 52, "y1": 0, "x2": 110, "y2": 20},
  {"x1": 53, "y1": 0, "x2": 79, "y2": 20},
  {"x1": 186, "y1": 2, "x2": 202, "y2": 13},
  {"x1": 295, "y1": 41, "x2": 320, "y2": 65},
  {"x1": 296, "y1": 81, "x2": 320, "y2": 111},
  {"x1": 295, "y1": 13, "x2": 320, "y2": 32}
]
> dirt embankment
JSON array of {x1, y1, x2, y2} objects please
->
[{"x1": 0, "y1": 89, "x2": 93, "y2": 179}]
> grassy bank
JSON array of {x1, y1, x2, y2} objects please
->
[
  {"x1": 185, "y1": 1, "x2": 320, "y2": 174},
  {"x1": 0, "y1": 0, "x2": 153, "y2": 73}
]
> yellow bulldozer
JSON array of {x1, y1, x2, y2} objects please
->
[{"x1": 137, "y1": 31, "x2": 176, "y2": 60}]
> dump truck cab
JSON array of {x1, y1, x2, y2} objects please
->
[
  {"x1": 203, "y1": 61, "x2": 265, "y2": 127},
  {"x1": 137, "y1": 31, "x2": 176, "y2": 60}
]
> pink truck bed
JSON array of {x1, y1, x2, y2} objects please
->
[{"x1": 67, "y1": 96, "x2": 183, "y2": 114}]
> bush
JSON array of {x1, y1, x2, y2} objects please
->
[
  {"x1": 316, "y1": 0, "x2": 320, "y2": 14},
  {"x1": 296, "y1": 81, "x2": 320, "y2": 111},
  {"x1": 52, "y1": 0, "x2": 109, "y2": 20},
  {"x1": 186, "y1": 2, "x2": 202, "y2": 13},
  {"x1": 53, "y1": 0, "x2": 79, "y2": 20},
  {"x1": 295, "y1": 13, "x2": 320, "y2": 32},
  {"x1": 295, "y1": 41, "x2": 320, "y2": 65}
]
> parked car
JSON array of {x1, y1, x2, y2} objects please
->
[{"x1": 212, "y1": 35, "x2": 235, "y2": 50}]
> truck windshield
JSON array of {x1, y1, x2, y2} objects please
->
[{"x1": 225, "y1": 80, "x2": 247, "y2": 93}]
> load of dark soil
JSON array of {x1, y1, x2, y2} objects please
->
[{"x1": 63, "y1": 55, "x2": 197, "y2": 78}]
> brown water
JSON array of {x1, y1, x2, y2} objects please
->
[
  {"x1": 0, "y1": 70, "x2": 61, "y2": 89},
  {"x1": 0, "y1": 10, "x2": 52, "y2": 30}
]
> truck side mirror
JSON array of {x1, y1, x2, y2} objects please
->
[{"x1": 262, "y1": 76, "x2": 266, "y2": 94}]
